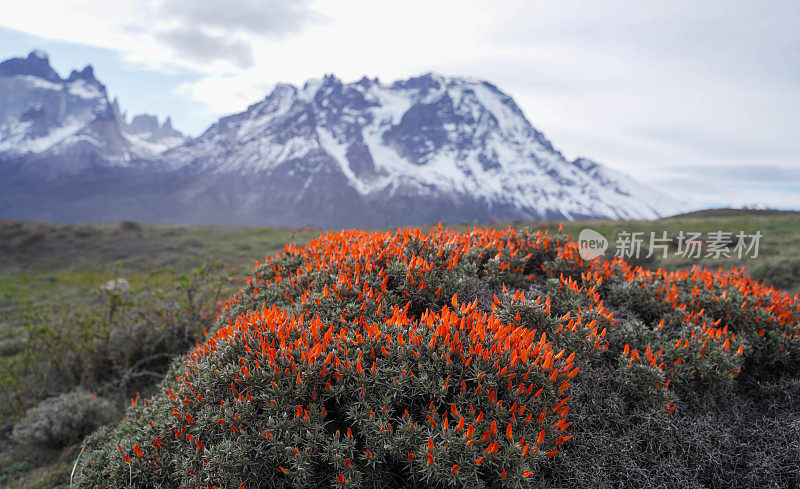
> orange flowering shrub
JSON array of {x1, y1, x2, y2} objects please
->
[
  {"x1": 609, "y1": 261, "x2": 799, "y2": 364},
  {"x1": 75, "y1": 226, "x2": 800, "y2": 488},
  {"x1": 594, "y1": 258, "x2": 800, "y2": 397}
]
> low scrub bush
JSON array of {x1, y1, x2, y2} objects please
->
[
  {"x1": 11, "y1": 389, "x2": 117, "y2": 449},
  {"x1": 75, "y1": 226, "x2": 800, "y2": 488},
  {"x1": 750, "y1": 259, "x2": 800, "y2": 292}
]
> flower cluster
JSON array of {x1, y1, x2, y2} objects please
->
[
  {"x1": 75, "y1": 225, "x2": 799, "y2": 488},
  {"x1": 593, "y1": 258, "x2": 800, "y2": 387}
]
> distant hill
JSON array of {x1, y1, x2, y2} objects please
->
[{"x1": 668, "y1": 208, "x2": 799, "y2": 219}]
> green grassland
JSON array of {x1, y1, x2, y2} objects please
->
[{"x1": 0, "y1": 210, "x2": 798, "y2": 488}]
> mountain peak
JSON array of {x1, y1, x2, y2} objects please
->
[
  {"x1": 392, "y1": 72, "x2": 445, "y2": 91},
  {"x1": 29, "y1": 49, "x2": 49, "y2": 60},
  {"x1": 127, "y1": 113, "x2": 179, "y2": 134},
  {"x1": 67, "y1": 65, "x2": 97, "y2": 83},
  {"x1": 0, "y1": 50, "x2": 61, "y2": 82},
  {"x1": 128, "y1": 114, "x2": 161, "y2": 133},
  {"x1": 355, "y1": 75, "x2": 378, "y2": 88},
  {"x1": 318, "y1": 73, "x2": 343, "y2": 92},
  {"x1": 124, "y1": 112, "x2": 186, "y2": 151}
]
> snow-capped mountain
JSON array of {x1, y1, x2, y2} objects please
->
[
  {"x1": 0, "y1": 50, "x2": 185, "y2": 171},
  {"x1": 0, "y1": 51, "x2": 684, "y2": 227},
  {"x1": 159, "y1": 73, "x2": 683, "y2": 225}
]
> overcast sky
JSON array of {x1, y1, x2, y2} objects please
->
[{"x1": 1, "y1": 0, "x2": 798, "y2": 209}]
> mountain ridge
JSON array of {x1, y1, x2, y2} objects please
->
[{"x1": 0, "y1": 51, "x2": 686, "y2": 227}]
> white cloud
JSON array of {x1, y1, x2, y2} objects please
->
[
  {"x1": 154, "y1": 27, "x2": 255, "y2": 69},
  {"x1": 156, "y1": 0, "x2": 319, "y2": 38},
  {"x1": 0, "y1": 0, "x2": 322, "y2": 72}
]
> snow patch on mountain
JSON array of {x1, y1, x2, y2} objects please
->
[
  {"x1": 67, "y1": 79, "x2": 103, "y2": 99},
  {"x1": 0, "y1": 119, "x2": 83, "y2": 154}
]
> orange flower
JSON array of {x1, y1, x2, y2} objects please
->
[{"x1": 554, "y1": 435, "x2": 572, "y2": 445}]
